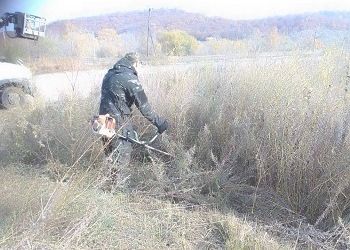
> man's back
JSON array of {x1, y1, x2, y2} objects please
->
[
  {"x1": 99, "y1": 53, "x2": 168, "y2": 132},
  {"x1": 99, "y1": 58, "x2": 139, "y2": 119}
]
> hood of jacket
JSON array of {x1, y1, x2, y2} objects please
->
[{"x1": 111, "y1": 57, "x2": 138, "y2": 76}]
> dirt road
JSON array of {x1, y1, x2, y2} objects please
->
[
  {"x1": 33, "y1": 53, "x2": 321, "y2": 101},
  {"x1": 34, "y1": 69, "x2": 105, "y2": 101}
]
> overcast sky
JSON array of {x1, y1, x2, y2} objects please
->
[{"x1": 1, "y1": 0, "x2": 350, "y2": 22}]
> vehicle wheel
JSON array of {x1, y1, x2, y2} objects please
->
[{"x1": 0, "y1": 87, "x2": 33, "y2": 109}]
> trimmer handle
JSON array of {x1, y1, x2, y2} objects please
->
[{"x1": 148, "y1": 133, "x2": 160, "y2": 144}]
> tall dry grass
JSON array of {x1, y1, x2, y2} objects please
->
[
  {"x1": 0, "y1": 166, "x2": 285, "y2": 249},
  {"x1": 1, "y1": 49, "x2": 350, "y2": 248}
]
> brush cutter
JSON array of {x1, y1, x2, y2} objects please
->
[{"x1": 90, "y1": 115, "x2": 173, "y2": 157}]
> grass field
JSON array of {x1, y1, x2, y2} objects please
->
[{"x1": 1, "y1": 50, "x2": 350, "y2": 248}]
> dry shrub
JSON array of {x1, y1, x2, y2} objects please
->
[
  {"x1": 139, "y1": 50, "x2": 350, "y2": 246},
  {"x1": 0, "y1": 88, "x2": 103, "y2": 170}
]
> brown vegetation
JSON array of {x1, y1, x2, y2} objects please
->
[{"x1": 1, "y1": 49, "x2": 350, "y2": 248}]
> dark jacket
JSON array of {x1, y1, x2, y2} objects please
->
[{"x1": 99, "y1": 58, "x2": 162, "y2": 127}]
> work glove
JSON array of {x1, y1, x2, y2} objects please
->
[{"x1": 155, "y1": 117, "x2": 168, "y2": 134}]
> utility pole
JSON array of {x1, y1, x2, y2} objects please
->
[
  {"x1": 147, "y1": 8, "x2": 151, "y2": 57},
  {"x1": 1, "y1": 28, "x2": 6, "y2": 47}
]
